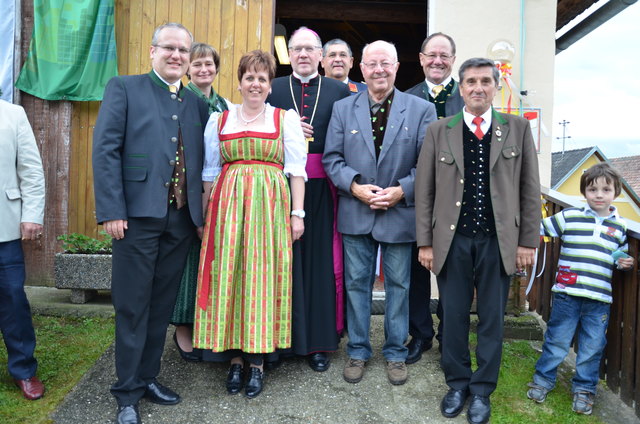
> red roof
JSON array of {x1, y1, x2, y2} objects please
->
[{"x1": 610, "y1": 155, "x2": 640, "y2": 197}]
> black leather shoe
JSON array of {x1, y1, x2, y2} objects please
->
[
  {"x1": 173, "y1": 331, "x2": 202, "y2": 362},
  {"x1": 308, "y1": 352, "x2": 330, "y2": 372},
  {"x1": 226, "y1": 364, "x2": 244, "y2": 395},
  {"x1": 245, "y1": 367, "x2": 264, "y2": 399},
  {"x1": 405, "y1": 338, "x2": 433, "y2": 364},
  {"x1": 144, "y1": 381, "x2": 181, "y2": 405},
  {"x1": 441, "y1": 388, "x2": 469, "y2": 418},
  {"x1": 116, "y1": 404, "x2": 141, "y2": 424},
  {"x1": 467, "y1": 394, "x2": 491, "y2": 424}
]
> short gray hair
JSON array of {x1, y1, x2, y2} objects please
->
[
  {"x1": 151, "y1": 22, "x2": 193, "y2": 45},
  {"x1": 323, "y1": 39, "x2": 353, "y2": 57},
  {"x1": 361, "y1": 40, "x2": 397, "y2": 62},
  {"x1": 458, "y1": 58, "x2": 500, "y2": 86}
]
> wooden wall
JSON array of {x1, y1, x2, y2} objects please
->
[
  {"x1": 68, "y1": 0, "x2": 275, "y2": 238},
  {"x1": 21, "y1": 0, "x2": 274, "y2": 283}
]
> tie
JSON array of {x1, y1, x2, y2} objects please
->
[
  {"x1": 432, "y1": 84, "x2": 444, "y2": 98},
  {"x1": 169, "y1": 85, "x2": 177, "y2": 93},
  {"x1": 472, "y1": 116, "x2": 484, "y2": 140}
]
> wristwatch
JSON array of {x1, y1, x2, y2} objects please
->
[{"x1": 291, "y1": 209, "x2": 306, "y2": 219}]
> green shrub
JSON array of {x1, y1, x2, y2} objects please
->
[{"x1": 57, "y1": 232, "x2": 112, "y2": 254}]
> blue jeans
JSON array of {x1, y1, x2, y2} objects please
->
[
  {"x1": 0, "y1": 239, "x2": 38, "y2": 380},
  {"x1": 343, "y1": 234, "x2": 410, "y2": 362},
  {"x1": 533, "y1": 292, "x2": 610, "y2": 394}
]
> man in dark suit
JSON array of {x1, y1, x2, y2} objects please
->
[
  {"x1": 321, "y1": 38, "x2": 367, "y2": 95},
  {"x1": 267, "y1": 27, "x2": 350, "y2": 373},
  {"x1": 323, "y1": 40, "x2": 436, "y2": 386},
  {"x1": 93, "y1": 23, "x2": 209, "y2": 424},
  {"x1": 415, "y1": 58, "x2": 540, "y2": 424},
  {"x1": 404, "y1": 32, "x2": 464, "y2": 364}
]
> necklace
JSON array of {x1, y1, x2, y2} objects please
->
[
  {"x1": 239, "y1": 104, "x2": 266, "y2": 125},
  {"x1": 289, "y1": 75, "x2": 321, "y2": 143}
]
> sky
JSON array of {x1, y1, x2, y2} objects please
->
[{"x1": 552, "y1": 2, "x2": 640, "y2": 158}]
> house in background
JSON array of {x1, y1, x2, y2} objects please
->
[{"x1": 551, "y1": 147, "x2": 640, "y2": 223}]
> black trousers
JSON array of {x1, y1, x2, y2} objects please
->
[
  {"x1": 110, "y1": 205, "x2": 195, "y2": 406},
  {"x1": 438, "y1": 232, "x2": 510, "y2": 397},
  {"x1": 409, "y1": 243, "x2": 443, "y2": 342}
]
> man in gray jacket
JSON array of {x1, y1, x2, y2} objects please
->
[{"x1": 323, "y1": 40, "x2": 436, "y2": 387}]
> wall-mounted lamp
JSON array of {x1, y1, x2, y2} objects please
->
[{"x1": 274, "y1": 24, "x2": 290, "y2": 65}]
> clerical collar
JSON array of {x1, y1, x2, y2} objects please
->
[
  {"x1": 425, "y1": 76, "x2": 452, "y2": 94},
  {"x1": 153, "y1": 69, "x2": 181, "y2": 92},
  {"x1": 293, "y1": 71, "x2": 318, "y2": 83}
]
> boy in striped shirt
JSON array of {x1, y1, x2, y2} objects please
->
[{"x1": 526, "y1": 163, "x2": 634, "y2": 415}]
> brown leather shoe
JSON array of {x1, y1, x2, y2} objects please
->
[{"x1": 14, "y1": 377, "x2": 45, "y2": 400}]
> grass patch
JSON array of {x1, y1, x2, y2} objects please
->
[
  {"x1": 0, "y1": 315, "x2": 114, "y2": 424},
  {"x1": 491, "y1": 337, "x2": 604, "y2": 424}
]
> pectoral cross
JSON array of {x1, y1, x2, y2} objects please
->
[{"x1": 305, "y1": 136, "x2": 314, "y2": 152}]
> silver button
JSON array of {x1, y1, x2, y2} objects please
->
[
  {"x1": 511, "y1": 151, "x2": 516, "y2": 156},
  {"x1": 450, "y1": 224, "x2": 456, "y2": 230},
  {"x1": 441, "y1": 157, "x2": 446, "y2": 162},
  {"x1": 460, "y1": 179, "x2": 464, "y2": 184},
  {"x1": 172, "y1": 115, "x2": 178, "y2": 120},
  {"x1": 456, "y1": 201, "x2": 461, "y2": 207},
  {"x1": 171, "y1": 94, "x2": 177, "y2": 100},
  {"x1": 171, "y1": 137, "x2": 177, "y2": 142},
  {"x1": 164, "y1": 182, "x2": 170, "y2": 187},
  {"x1": 169, "y1": 160, "x2": 176, "y2": 166}
]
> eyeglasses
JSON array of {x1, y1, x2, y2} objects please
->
[
  {"x1": 289, "y1": 45, "x2": 321, "y2": 54},
  {"x1": 362, "y1": 61, "x2": 396, "y2": 70},
  {"x1": 421, "y1": 53, "x2": 453, "y2": 61},
  {"x1": 154, "y1": 45, "x2": 190, "y2": 55}
]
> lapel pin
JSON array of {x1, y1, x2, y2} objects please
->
[
  {"x1": 350, "y1": 129, "x2": 358, "y2": 134},
  {"x1": 495, "y1": 128, "x2": 502, "y2": 137}
]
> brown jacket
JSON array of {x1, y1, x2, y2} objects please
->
[{"x1": 415, "y1": 109, "x2": 541, "y2": 275}]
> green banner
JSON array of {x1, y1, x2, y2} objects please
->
[{"x1": 15, "y1": 0, "x2": 117, "y2": 101}]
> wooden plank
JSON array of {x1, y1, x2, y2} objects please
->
[
  {"x1": 69, "y1": 102, "x2": 83, "y2": 234},
  {"x1": 84, "y1": 102, "x2": 101, "y2": 238},
  {"x1": 207, "y1": 0, "x2": 224, "y2": 96},
  {"x1": 260, "y1": 0, "x2": 275, "y2": 53},
  {"x1": 233, "y1": 0, "x2": 250, "y2": 91},
  {"x1": 128, "y1": 0, "x2": 143, "y2": 75},
  {"x1": 181, "y1": 0, "x2": 195, "y2": 39},
  {"x1": 606, "y1": 264, "x2": 623, "y2": 393},
  {"x1": 193, "y1": 0, "x2": 208, "y2": 44},
  {"x1": 620, "y1": 238, "x2": 639, "y2": 404},
  {"x1": 219, "y1": 0, "x2": 236, "y2": 103},
  {"x1": 115, "y1": 0, "x2": 130, "y2": 74},
  {"x1": 140, "y1": 0, "x2": 156, "y2": 74},
  {"x1": 168, "y1": 0, "x2": 184, "y2": 25},
  {"x1": 155, "y1": 0, "x2": 169, "y2": 25}
]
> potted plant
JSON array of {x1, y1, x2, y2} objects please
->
[{"x1": 54, "y1": 232, "x2": 112, "y2": 304}]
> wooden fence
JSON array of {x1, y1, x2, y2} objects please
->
[{"x1": 527, "y1": 187, "x2": 640, "y2": 417}]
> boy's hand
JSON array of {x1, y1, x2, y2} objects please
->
[{"x1": 617, "y1": 257, "x2": 634, "y2": 270}]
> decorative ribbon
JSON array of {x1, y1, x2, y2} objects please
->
[{"x1": 305, "y1": 153, "x2": 344, "y2": 334}]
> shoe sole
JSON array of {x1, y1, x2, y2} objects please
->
[
  {"x1": 572, "y1": 407, "x2": 592, "y2": 415},
  {"x1": 144, "y1": 396, "x2": 181, "y2": 405},
  {"x1": 388, "y1": 378, "x2": 407, "y2": 385},
  {"x1": 343, "y1": 374, "x2": 363, "y2": 384}
]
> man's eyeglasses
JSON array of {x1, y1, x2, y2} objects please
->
[
  {"x1": 420, "y1": 53, "x2": 453, "y2": 62},
  {"x1": 154, "y1": 45, "x2": 190, "y2": 55},
  {"x1": 362, "y1": 61, "x2": 396, "y2": 70},
  {"x1": 289, "y1": 45, "x2": 321, "y2": 54}
]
